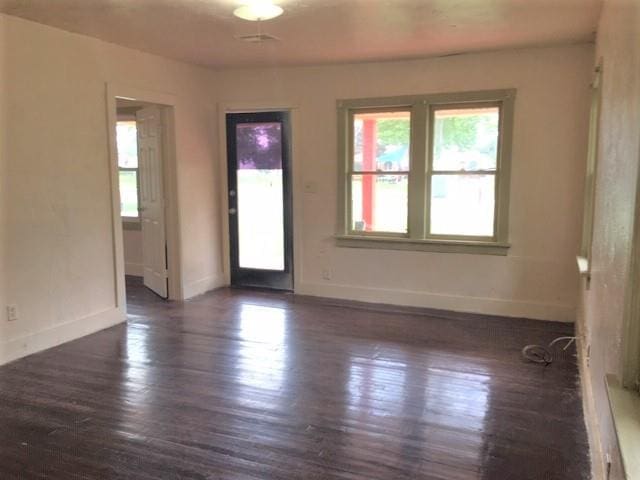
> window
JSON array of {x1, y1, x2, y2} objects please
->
[
  {"x1": 350, "y1": 109, "x2": 411, "y2": 233},
  {"x1": 116, "y1": 120, "x2": 139, "y2": 219},
  {"x1": 337, "y1": 90, "x2": 515, "y2": 255}
]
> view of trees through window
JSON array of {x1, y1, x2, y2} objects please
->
[
  {"x1": 116, "y1": 121, "x2": 139, "y2": 218},
  {"x1": 235, "y1": 122, "x2": 285, "y2": 271},
  {"x1": 350, "y1": 106, "x2": 500, "y2": 236},
  {"x1": 430, "y1": 107, "x2": 499, "y2": 237},
  {"x1": 352, "y1": 111, "x2": 410, "y2": 233}
]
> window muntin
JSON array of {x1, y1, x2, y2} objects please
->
[
  {"x1": 116, "y1": 120, "x2": 139, "y2": 218},
  {"x1": 338, "y1": 90, "x2": 514, "y2": 253},
  {"x1": 348, "y1": 109, "x2": 411, "y2": 234}
]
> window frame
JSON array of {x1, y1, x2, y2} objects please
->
[
  {"x1": 336, "y1": 89, "x2": 515, "y2": 255},
  {"x1": 116, "y1": 118, "x2": 141, "y2": 223},
  {"x1": 577, "y1": 64, "x2": 602, "y2": 281},
  {"x1": 346, "y1": 106, "x2": 412, "y2": 238}
]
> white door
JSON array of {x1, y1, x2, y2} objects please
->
[{"x1": 136, "y1": 106, "x2": 168, "y2": 298}]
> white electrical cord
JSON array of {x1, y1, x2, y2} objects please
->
[{"x1": 522, "y1": 336, "x2": 576, "y2": 365}]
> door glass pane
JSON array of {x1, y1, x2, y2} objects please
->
[
  {"x1": 351, "y1": 174, "x2": 408, "y2": 233},
  {"x1": 236, "y1": 122, "x2": 285, "y2": 271},
  {"x1": 353, "y1": 111, "x2": 410, "y2": 172},
  {"x1": 119, "y1": 170, "x2": 139, "y2": 217},
  {"x1": 430, "y1": 174, "x2": 495, "y2": 236},
  {"x1": 432, "y1": 107, "x2": 499, "y2": 172},
  {"x1": 116, "y1": 121, "x2": 138, "y2": 168}
]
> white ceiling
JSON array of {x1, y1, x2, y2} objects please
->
[{"x1": 0, "y1": 0, "x2": 602, "y2": 68}]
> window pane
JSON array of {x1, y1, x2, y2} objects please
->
[
  {"x1": 430, "y1": 174, "x2": 495, "y2": 236},
  {"x1": 353, "y1": 111, "x2": 410, "y2": 172},
  {"x1": 119, "y1": 170, "x2": 139, "y2": 217},
  {"x1": 351, "y1": 174, "x2": 408, "y2": 233},
  {"x1": 236, "y1": 122, "x2": 285, "y2": 271},
  {"x1": 116, "y1": 121, "x2": 138, "y2": 168},
  {"x1": 432, "y1": 107, "x2": 499, "y2": 172}
]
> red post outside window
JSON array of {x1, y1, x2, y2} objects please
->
[{"x1": 362, "y1": 119, "x2": 377, "y2": 231}]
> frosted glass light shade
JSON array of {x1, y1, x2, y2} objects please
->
[{"x1": 233, "y1": 2, "x2": 283, "y2": 21}]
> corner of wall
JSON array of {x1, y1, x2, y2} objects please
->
[{"x1": 182, "y1": 273, "x2": 228, "y2": 300}]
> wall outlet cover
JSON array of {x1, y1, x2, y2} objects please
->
[{"x1": 6, "y1": 305, "x2": 18, "y2": 322}]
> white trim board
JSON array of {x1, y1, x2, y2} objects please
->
[
  {"x1": 0, "y1": 308, "x2": 124, "y2": 366},
  {"x1": 296, "y1": 281, "x2": 575, "y2": 322},
  {"x1": 577, "y1": 335, "x2": 606, "y2": 480},
  {"x1": 106, "y1": 82, "x2": 183, "y2": 305}
]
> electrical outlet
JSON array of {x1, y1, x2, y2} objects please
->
[
  {"x1": 321, "y1": 269, "x2": 332, "y2": 281},
  {"x1": 6, "y1": 305, "x2": 18, "y2": 322}
]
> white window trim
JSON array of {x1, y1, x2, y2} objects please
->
[
  {"x1": 577, "y1": 63, "x2": 603, "y2": 282},
  {"x1": 336, "y1": 89, "x2": 515, "y2": 255}
]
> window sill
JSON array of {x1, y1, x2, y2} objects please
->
[
  {"x1": 335, "y1": 235, "x2": 510, "y2": 255},
  {"x1": 606, "y1": 374, "x2": 640, "y2": 480}
]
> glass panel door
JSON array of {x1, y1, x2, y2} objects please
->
[{"x1": 226, "y1": 112, "x2": 293, "y2": 290}]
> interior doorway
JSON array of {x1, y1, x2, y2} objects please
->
[
  {"x1": 226, "y1": 111, "x2": 293, "y2": 290},
  {"x1": 114, "y1": 98, "x2": 173, "y2": 301}
]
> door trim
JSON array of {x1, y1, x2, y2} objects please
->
[
  {"x1": 217, "y1": 102, "x2": 301, "y2": 291},
  {"x1": 106, "y1": 82, "x2": 183, "y2": 312}
]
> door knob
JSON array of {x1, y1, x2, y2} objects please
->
[{"x1": 229, "y1": 208, "x2": 237, "y2": 215}]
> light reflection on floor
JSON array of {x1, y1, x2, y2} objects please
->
[
  {"x1": 347, "y1": 357, "x2": 408, "y2": 417},
  {"x1": 425, "y1": 367, "x2": 490, "y2": 432},
  {"x1": 236, "y1": 304, "x2": 288, "y2": 398}
]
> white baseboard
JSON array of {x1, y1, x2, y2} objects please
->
[
  {"x1": 296, "y1": 281, "x2": 575, "y2": 322},
  {"x1": 125, "y1": 262, "x2": 143, "y2": 277},
  {"x1": 577, "y1": 336, "x2": 606, "y2": 480},
  {"x1": 0, "y1": 307, "x2": 125, "y2": 366},
  {"x1": 183, "y1": 273, "x2": 227, "y2": 300}
]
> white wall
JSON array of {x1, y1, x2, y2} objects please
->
[
  {"x1": 577, "y1": 0, "x2": 640, "y2": 478},
  {"x1": 0, "y1": 11, "x2": 8, "y2": 357},
  {"x1": 123, "y1": 226, "x2": 143, "y2": 277},
  {"x1": 0, "y1": 13, "x2": 223, "y2": 365},
  {"x1": 213, "y1": 44, "x2": 593, "y2": 322}
]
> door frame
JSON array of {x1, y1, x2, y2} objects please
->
[
  {"x1": 217, "y1": 102, "x2": 301, "y2": 290},
  {"x1": 106, "y1": 82, "x2": 183, "y2": 312},
  {"x1": 622, "y1": 134, "x2": 640, "y2": 390},
  {"x1": 226, "y1": 111, "x2": 294, "y2": 290}
]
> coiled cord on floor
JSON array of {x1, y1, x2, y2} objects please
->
[{"x1": 522, "y1": 336, "x2": 576, "y2": 365}]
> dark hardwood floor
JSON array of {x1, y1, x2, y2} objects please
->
[{"x1": 0, "y1": 277, "x2": 590, "y2": 479}]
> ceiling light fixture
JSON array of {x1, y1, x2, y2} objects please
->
[{"x1": 233, "y1": 0, "x2": 283, "y2": 21}]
